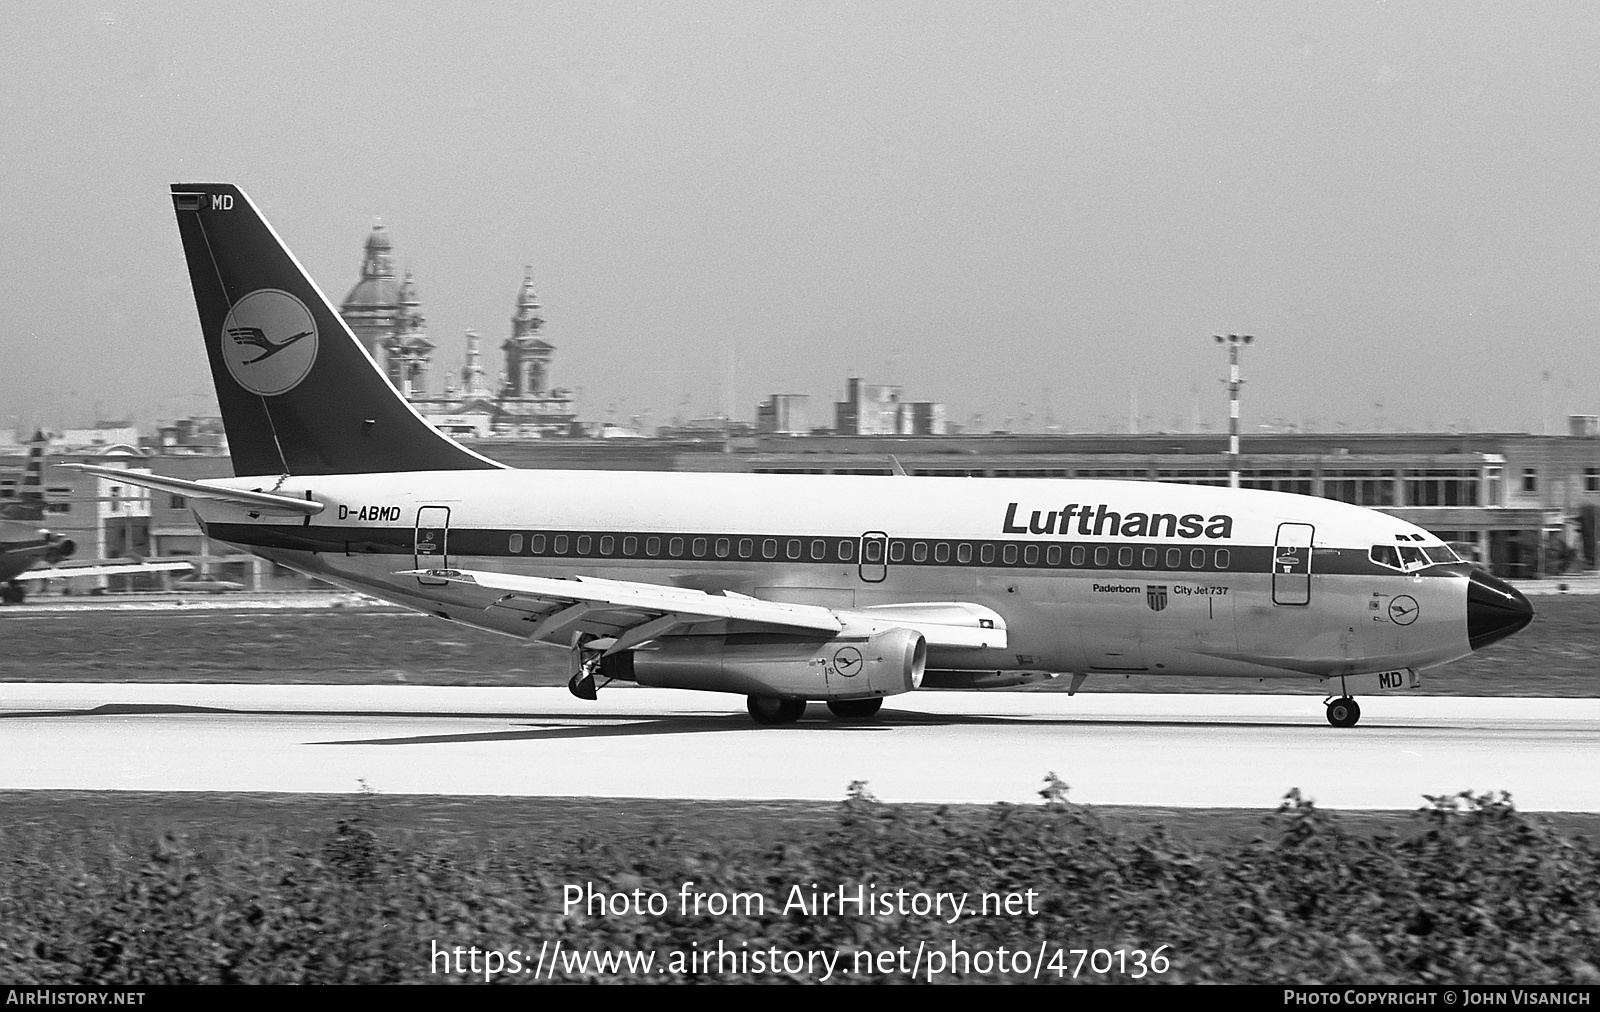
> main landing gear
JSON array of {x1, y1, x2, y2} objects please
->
[
  {"x1": 747, "y1": 696, "x2": 807, "y2": 725},
  {"x1": 1325, "y1": 696, "x2": 1361, "y2": 728},
  {"x1": 1, "y1": 581, "x2": 25, "y2": 605},
  {"x1": 827, "y1": 697, "x2": 884, "y2": 720},
  {"x1": 568, "y1": 651, "x2": 604, "y2": 701},
  {"x1": 745, "y1": 695, "x2": 886, "y2": 725}
]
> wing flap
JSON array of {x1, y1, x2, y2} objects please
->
[
  {"x1": 408, "y1": 568, "x2": 845, "y2": 644},
  {"x1": 407, "y1": 569, "x2": 1008, "y2": 652}
]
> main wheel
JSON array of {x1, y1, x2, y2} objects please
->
[
  {"x1": 1326, "y1": 697, "x2": 1361, "y2": 728},
  {"x1": 827, "y1": 697, "x2": 884, "y2": 720},
  {"x1": 1, "y1": 582, "x2": 24, "y2": 605},
  {"x1": 747, "y1": 695, "x2": 807, "y2": 725}
]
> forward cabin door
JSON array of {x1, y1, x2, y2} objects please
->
[
  {"x1": 1272, "y1": 522, "x2": 1314, "y2": 606},
  {"x1": 414, "y1": 506, "x2": 451, "y2": 585}
]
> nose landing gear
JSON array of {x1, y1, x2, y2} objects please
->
[{"x1": 1325, "y1": 696, "x2": 1361, "y2": 728}]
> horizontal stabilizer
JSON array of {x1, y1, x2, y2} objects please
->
[
  {"x1": 19, "y1": 561, "x2": 193, "y2": 582},
  {"x1": 61, "y1": 465, "x2": 323, "y2": 517}
]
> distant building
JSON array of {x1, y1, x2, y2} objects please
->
[
  {"x1": 338, "y1": 225, "x2": 577, "y2": 436},
  {"x1": 833, "y1": 379, "x2": 946, "y2": 435},
  {"x1": 757, "y1": 394, "x2": 810, "y2": 435},
  {"x1": 146, "y1": 417, "x2": 228, "y2": 456},
  {"x1": 901, "y1": 401, "x2": 947, "y2": 436}
]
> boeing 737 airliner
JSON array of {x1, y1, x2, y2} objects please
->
[{"x1": 73, "y1": 184, "x2": 1535, "y2": 726}]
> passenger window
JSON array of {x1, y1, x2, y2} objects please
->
[
  {"x1": 508, "y1": 533, "x2": 524, "y2": 554},
  {"x1": 1045, "y1": 545, "x2": 1061, "y2": 566},
  {"x1": 1093, "y1": 546, "x2": 1109, "y2": 567},
  {"x1": 692, "y1": 537, "x2": 708, "y2": 558},
  {"x1": 956, "y1": 543, "x2": 973, "y2": 564},
  {"x1": 645, "y1": 536, "x2": 661, "y2": 557},
  {"x1": 1023, "y1": 544, "x2": 1039, "y2": 565},
  {"x1": 599, "y1": 536, "x2": 614, "y2": 555},
  {"x1": 668, "y1": 537, "x2": 684, "y2": 557},
  {"x1": 888, "y1": 541, "x2": 905, "y2": 563},
  {"x1": 1214, "y1": 549, "x2": 1230, "y2": 570},
  {"x1": 1190, "y1": 548, "x2": 1204, "y2": 569},
  {"x1": 1002, "y1": 544, "x2": 1018, "y2": 564},
  {"x1": 715, "y1": 538, "x2": 730, "y2": 558},
  {"x1": 623, "y1": 536, "x2": 638, "y2": 556},
  {"x1": 1166, "y1": 548, "x2": 1182, "y2": 569},
  {"x1": 1071, "y1": 546, "x2": 1086, "y2": 566},
  {"x1": 912, "y1": 542, "x2": 928, "y2": 563},
  {"x1": 787, "y1": 539, "x2": 802, "y2": 560},
  {"x1": 934, "y1": 542, "x2": 950, "y2": 563},
  {"x1": 576, "y1": 535, "x2": 592, "y2": 554},
  {"x1": 1118, "y1": 547, "x2": 1133, "y2": 567},
  {"x1": 762, "y1": 539, "x2": 777, "y2": 559},
  {"x1": 838, "y1": 540, "x2": 854, "y2": 561},
  {"x1": 980, "y1": 544, "x2": 996, "y2": 564},
  {"x1": 1142, "y1": 547, "x2": 1158, "y2": 568},
  {"x1": 531, "y1": 534, "x2": 546, "y2": 554},
  {"x1": 811, "y1": 539, "x2": 827, "y2": 560},
  {"x1": 738, "y1": 538, "x2": 753, "y2": 559},
  {"x1": 554, "y1": 535, "x2": 569, "y2": 554}
]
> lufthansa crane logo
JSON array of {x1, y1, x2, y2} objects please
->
[
  {"x1": 219, "y1": 289, "x2": 319, "y2": 396},
  {"x1": 1388, "y1": 595, "x2": 1420, "y2": 626},
  {"x1": 833, "y1": 646, "x2": 864, "y2": 677}
]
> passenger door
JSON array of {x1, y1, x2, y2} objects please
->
[
  {"x1": 1272, "y1": 522, "x2": 1314, "y2": 606},
  {"x1": 414, "y1": 505, "x2": 451, "y2": 585}
]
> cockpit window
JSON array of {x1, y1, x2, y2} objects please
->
[
  {"x1": 1397, "y1": 545, "x2": 1428, "y2": 569},
  {"x1": 1369, "y1": 545, "x2": 1402, "y2": 570},
  {"x1": 1423, "y1": 544, "x2": 1461, "y2": 565},
  {"x1": 1372, "y1": 542, "x2": 1455, "y2": 572}
]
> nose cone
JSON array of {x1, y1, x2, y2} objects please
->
[{"x1": 1467, "y1": 569, "x2": 1535, "y2": 650}]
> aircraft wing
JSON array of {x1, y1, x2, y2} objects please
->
[
  {"x1": 18, "y1": 561, "x2": 193, "y2": 582},
  {"x1": 60, "y1": 465, "x2": 324, "y2": 517},
  {"x1": 407, "y1": 568, "x2": 1007, "y2": 652},
  {"x1": 410, "y1": 568, "x2": 842, "y2": 651}
]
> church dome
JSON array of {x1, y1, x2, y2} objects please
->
[{"x1": 341, "y1": 222, "x2": 400, "y2": 310}]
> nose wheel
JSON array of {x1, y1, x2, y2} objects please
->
[{"x1": 1325, "y1": 696, "x2": 1361, "y2": 728}]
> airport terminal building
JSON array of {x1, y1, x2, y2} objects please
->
[{"x1": 3, "y1": 421, "x2": 1595, "y2": 591}]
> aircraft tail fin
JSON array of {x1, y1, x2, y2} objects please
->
[
  {"x1": 168, "y1": 184, "x2": 504, "y2": 477},
  {"x1": 0, "y1": 430, "x2": 49, "y2": 522}
]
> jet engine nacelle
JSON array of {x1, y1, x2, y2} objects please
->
[
  {"x1": 44, "y1": 537, "x2": 75, "y2": 563},
  {"x1": 599, "y1": 628, "x2": 926, "y2": 701}
]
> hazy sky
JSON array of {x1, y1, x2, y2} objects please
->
[{"x1": 3, "y1": 3, "x2": 1598, "y2": 435}]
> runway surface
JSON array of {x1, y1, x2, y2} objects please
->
[
  {"x1": 7, "y1": 684, "x2": 1598, "y2": 810},
  {"x1": 3, "y1": 684, "x2": 1597, "y2": 810}
]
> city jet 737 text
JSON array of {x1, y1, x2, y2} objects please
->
[{"x1": 74, "y1": 184, "x2": 1535, "y2": 726}]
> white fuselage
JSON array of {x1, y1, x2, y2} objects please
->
[{"x1": 193, "y1": 469, "x2": 1477, "y2": 687}]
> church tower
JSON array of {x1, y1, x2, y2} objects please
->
[
  {"x1": 340, "y1": 223, "x2": 402, "y2": 374},
  {"x1": 502, "y1": 267, "x2": 554, "y2": 398},
  {"x1": 390, "y1": 270, "x2": 435, "y2": 397},
  {"x1": 461, "y1": 329, "x2": 487, "y2": 398}
]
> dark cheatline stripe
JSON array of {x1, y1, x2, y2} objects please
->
[{"x1": 205, "y1": 522, "x2": 1458, "y2": 579}]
